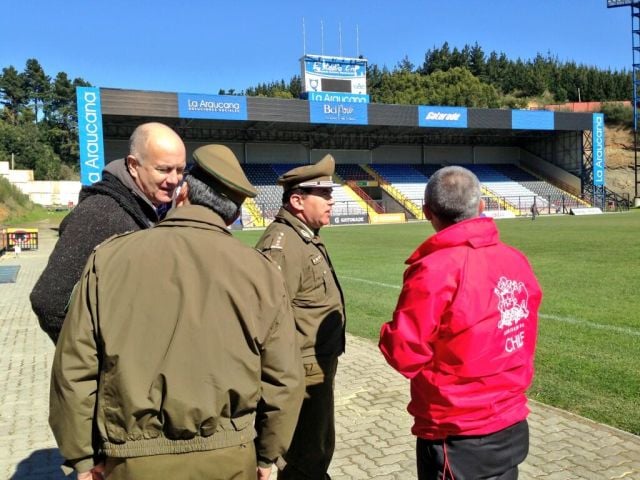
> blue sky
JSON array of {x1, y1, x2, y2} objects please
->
[{"x1": 1, "y1": 0, "x2": 633, "y2": 95}]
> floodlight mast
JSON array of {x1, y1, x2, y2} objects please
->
[{"x1": 607, "y1": 0, "x2": 640, "y2": 203}]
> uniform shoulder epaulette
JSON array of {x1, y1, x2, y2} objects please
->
[{"x1": 262, "y1": 231, "x2": 286, "y2": 251}]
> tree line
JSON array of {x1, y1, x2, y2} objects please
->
[
  {"x1": 227, "y1": 42, "x2": 631, "y2": 109},
  {"x1": 0, "y1": 43, "x2": 633, "y2": 180},
  {"x1": 0, "y1": 59, "x2": 90, "y2": 180}
]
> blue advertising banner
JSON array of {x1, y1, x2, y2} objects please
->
[
  {"x1": 76, "y1": 87, "x2": 105, "y2": 185},
  {"x1": 178, "y1": 93, "x2": 248, "y2": 120},
  {"x1": 592, "y1": 113, "x2": 605, "y2": 186},
  {"x1": 306, "y1": 91, "x2": 370, "y2": 104},
  {"x1": 512, "y1": 110, "x2": 554, "y2": 130},
  {"x1": 309, "y1": 101, "x2": 368, "y2": 125},
  {"x1": 419, "y1": 106, "x2": 468, "y2": 128}
]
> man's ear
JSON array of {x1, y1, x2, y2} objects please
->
[
  {"x1": 478, "y1": 198, "x2": 485, "y2": 215},
  {"x1": 288, "y1": 192, "x2": 305, "y2": 212},
  {"x1": 126, "y1": 155, "x2": 139, "y2": 179},
  {"x1": 423, "y1": 204, "x2": 433, "y2": 221}
]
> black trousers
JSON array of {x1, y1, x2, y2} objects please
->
[{"x1": 416, "y1": 420, "x2": 529, "y2": 480}]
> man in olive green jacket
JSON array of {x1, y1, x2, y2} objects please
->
[
  {"x1": 255, "y1": 155, "x2": 346, "y2": 479},
  {"x1": 50, "y1": 145, "x2": 304, "y2": 480}
]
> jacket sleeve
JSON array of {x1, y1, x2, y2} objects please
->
[
  {"x1": 254, "y1": 289, "x2": 305, "y2": 467},
  {"x1": 30, "y1": 196, "x2": 138, "y2": 343},
  {"x1": 379, "y1": 262, "x2": 454, "y2": 379},
  {"x1": 49, "y1": 252, "x2": 101, "y2": 474}
]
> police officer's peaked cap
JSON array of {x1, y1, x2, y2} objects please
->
[
  {"x1": 278, "y1": 154, "x2": 341, "y2": 191},
  {"x1": 191, "y1": 144, "x2": 257, "y2": 204}
]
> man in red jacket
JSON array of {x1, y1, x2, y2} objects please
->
[{"x1": 379, "y1": 166, "x2": 542, "y2": 480}]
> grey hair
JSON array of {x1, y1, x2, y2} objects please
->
[
  {"x1": 185, "y1": 168, "x2": 241, "y2": 224},
  {"x1": 424, "y1": 166, "x2": 481, "y2": 224}
]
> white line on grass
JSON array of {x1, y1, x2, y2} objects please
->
[
  {"x1": 342, "y1": 276, "x2": 401, "y2": 290},
  {"x1": 342, "y1": 276, "x2": 640, "y2": 337},
  {"x1": 538, "y1": 314, "x2": 640, "y2": 337}
]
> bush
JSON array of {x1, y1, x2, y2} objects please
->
[
  {"x1": 601, "y1": 102, "x2": 633, "y2": 128},
  {"x1": 0, "y1": 175, "x2": 31, "y2": 206},
  {"x1": 0, "y1": 175, "x2": 35, "y2": 223}
]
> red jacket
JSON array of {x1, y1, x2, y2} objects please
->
[{"x1": 379, "y1": 217, "x2": 542, "y2": 440}]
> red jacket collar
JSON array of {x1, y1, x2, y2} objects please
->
[{"x1": 407, "y1": 217, "x2": 500, "y2": 264}]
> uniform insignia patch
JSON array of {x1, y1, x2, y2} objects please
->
[
  {"x1": 267, "y1": 233, "x2": 285, "y2": 250},
  {"x1": 311, "y1": 255, "x2": 323, "y2": 265},
  {"x1": 300, "y1": 229, "x2": 312, "y2": 239}
]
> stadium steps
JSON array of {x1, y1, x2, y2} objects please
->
[
  {"x1": 334, "y1": 164, "x2": 375, "y2": 181},
  {"x1": 347, "y1": 181, "x2": 385, "y2": 214},
  {"x1": 480, "y1": 186, "x2": 520, "y2": 215},
  {"x1": 465, "y1": 164, "x2": 547, "y2": 213},
  {"x1": 242, "y1": 197, "x2": 267, "y2": 227},
  {"x1": 361, "y1": 165, "x2": 424, "y2": 220},
  {"x1": 514, "y1": 164, "x2": 590, "y2": 207},
  {"x1": 340, "y1": 183, "x2": 378, "y2": 221}
]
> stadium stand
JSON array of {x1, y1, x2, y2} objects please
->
[
  {"x1": 241, "y1": 163, "x2": 368, "y2": 221},
  {"x1": 334, "y1": 164, "x2": 375, "y2": 182},
  {"x1": 411, "y1": 164, "x2": 441, "y2": 180},
  {"x1": 240, "y1": 164, "x2": 282, "y2": 223},
  {"x1": 331, "y1": 186, "x2": 368, "y2": 216},
  {"x1": 237, "y1": 161, "x2": 583, "y2": 227},
  {"x1": 463, "y1": 164, "x2": 547, "y2": 213},
  {"x1": 365, "y1": 164, "x2": 427, "y2": 219},
  {"x1": 369, "y1": 164, "x2": 428, "y2": 203},
  {"x1": 483, "y1": 164, "x2": 585, "y2": 213}
]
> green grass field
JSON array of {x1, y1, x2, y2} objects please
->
[{"x1": 235, "y1": 210, "x2": 640, "y2": 435}]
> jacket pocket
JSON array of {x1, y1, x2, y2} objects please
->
[{"x1": 216, "y1": 413, "x2": 256, "y2": 432}]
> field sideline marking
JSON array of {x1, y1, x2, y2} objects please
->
[{"x1": 342, "y1": 276, "x2": 640, "y2": 337}]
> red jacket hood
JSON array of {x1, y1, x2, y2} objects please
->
[{"x1": 407, "y1": 217, "x2": 499, "y2": 263}]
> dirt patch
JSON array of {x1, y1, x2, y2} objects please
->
[{"x1": 605, "y1": 125, "x2": 636, "y2": 198}]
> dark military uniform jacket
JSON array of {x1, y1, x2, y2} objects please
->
[
  {"x1": 256, "y1": 207, "x2": 346, "y2": 362},
  {"x1": 50, "y1": 205, "x2": 304, "y2": 474}
]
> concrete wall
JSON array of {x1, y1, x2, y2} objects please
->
[
  {"x1": 245, "y1": 143, "x2": 308, "y2": 164},
  {"x1": 372, "y1": 146, "x2": 421, "y2": 164},
  {"x1": 424, "y1": 146, "x2": 473, "y2": 164},
  {"x1": 311, "y1": 149, "x2": 370, "y2": 164},
  {"x1": 6, "y1": 169, "x2": 34, "y2": 182},
  {"x1": 472, "y1": 146, "x2": 521, "y2": 164},
  {"x1": 0, "y1": 162, "x2": 80, "y2": 207},
  {"x1": 521, "y1": 151, "x2": 581, "y2": 193}
]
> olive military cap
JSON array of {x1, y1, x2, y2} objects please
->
[
  {"x1": 277, "y1": 154, "x2": 341, "y2": 191},
  {"x1": 191, "y1": 145, "x2": 257, "y2": 204}
]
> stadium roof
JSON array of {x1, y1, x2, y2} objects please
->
[{"x1": 99, "y1": 88, "x2": 594, "y2": 150}]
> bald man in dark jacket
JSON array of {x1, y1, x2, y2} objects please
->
[{"x1": 30, "y1": 122, "x2": 185, "y2": 343}]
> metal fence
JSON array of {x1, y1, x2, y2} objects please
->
[
  {"x1": 246, "y1": 192, "x2": 627, "y2": 227},
  {"x1": 408, "y1": 194, "x2": 606, "y2": 217}
]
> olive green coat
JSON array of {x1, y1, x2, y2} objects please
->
[
  {"x1": 50, "y1": 205, "x2": 304, "y2": 474},
  {"x1": 255, "y1": 208, "x2": 346, "y2": 362}
]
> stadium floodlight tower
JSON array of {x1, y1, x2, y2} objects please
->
[{"x1": 607, "y1": 0, "x2": 640, "y2": 204}]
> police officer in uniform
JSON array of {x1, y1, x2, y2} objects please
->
[
  {"x1": 255, "y1": 154, "x2": 346, "y2": 479},
  {"x1": 50, "y1": 145, "x2": 304, "y2": 480}
]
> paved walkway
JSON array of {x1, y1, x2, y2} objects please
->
[{"x1": 1, "y1": 224, "x2": 639, "y2": 479}]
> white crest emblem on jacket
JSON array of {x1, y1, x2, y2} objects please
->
[{"x1": 494, "y1": 276, "x2": 530, "y2": 329}]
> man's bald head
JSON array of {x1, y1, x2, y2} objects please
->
[{"x1": 126, "y1": 123, "x2": 186, "y2": 206}]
